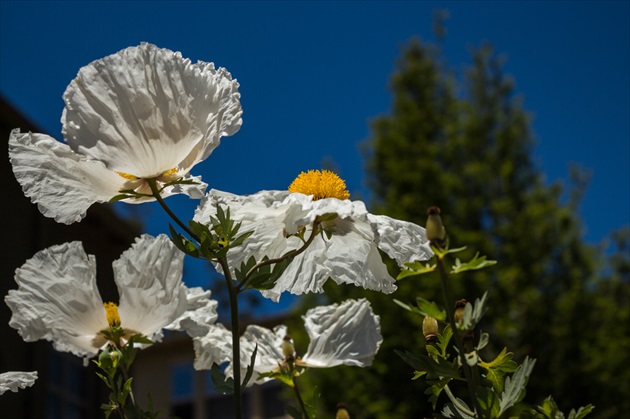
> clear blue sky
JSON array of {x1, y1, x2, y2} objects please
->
[{"x1": 1, "y1": 1, "x2": 628, "y2": 304}]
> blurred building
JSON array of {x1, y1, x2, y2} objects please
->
[
  {"x1": 1, "y1": 96, "x2": 289, "y2": 418},
  {"x1": 0, "y1": 95, "x2": 141, "y2": 418},
  {"x1": 133, "y1": 331, "x2": 288, "y2": 419}
]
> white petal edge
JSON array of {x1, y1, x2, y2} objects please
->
[
  {"x1": 0, "y1": 371, "x2": 38, "y2": 395},
  {"x1": 193, "y1": 324, "x2": 233, "y2": 371},
  {"x1": 301, "y1": 299, "x2": 382, "y2": 368},
  {"x1": 115, "y1": 234, "x2": 191, "y2": 341},
  {"x1": 368, "y1": 213, "x2": 434, "y2": 264},
  {"x1": 237, "y1": 325, "x2": 288, "y2": 384},
  {"x1": 5, "y1": 242, "x2": 108, "y2": 358},
  {"x1": 8, "y1": 130, "x2": 126, "y2": 224},
  {"x1": 62, "y1": 42, "x2": 242, "y2": 178}
]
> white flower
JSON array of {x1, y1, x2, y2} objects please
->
[
  {"x1": 5, "y1": 234, "x2": 217, "y2": 361},
  {"x1": 194, "y1": 188, "x2": 433, "y2": 301},
  {"x1": 193, "y1": 299, "x2": 382, "y2": 384},
  {"x1": 9, "y1": 42, "x2": 242, "y2": 224},
  {"x1": 0, "y1": 371, "x2": 38, "y2": 395}
]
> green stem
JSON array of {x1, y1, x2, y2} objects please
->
[
  {"x1": 292, "y1": 376, "x2": 310, "y2": 419},
  {"x1": 146, "y1": 178, "x2": 200, "y2": 242},
  {"x1": 218, "y1": 256, "x2": 243, "y2": 419},
  {"x1": 435, "y1": 255, "x2": 483, "y2": 418}
]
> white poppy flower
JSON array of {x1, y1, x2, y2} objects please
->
[
  {"x1": 193, "y1": 299, "x2": 382, "y2": 385},
  {"x1": 194, "y1": 171, "x2": 433, "y2": 302},
  {"x1": 0, "y1": 371, "x2": 38, "y2": 395},
  {"x1": 9, "y1": 42, "x2": 242, "y2": 224},
  {"x1": 5, "y1": 234, "x2": 218, "y2": 361}
]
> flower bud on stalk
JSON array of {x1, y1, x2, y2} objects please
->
[
  {"x1": 422, "y1": 316, "x2": 439, "y2": 343},
  {"x1": 282, "y1": 335, "x2": 295, "y2": 359},
  {"x1": 426, "y1": 206, "x2": 446, "y2": 248},
  {"x1": 336, "y1": 402, "x2": 350, "y2": 419},
  {"x1": 454, "y1": 299, "x2": 467, "y2": 325},
  {"x1": 454, "y1": 299, "x2": 475, "y2": 347}
]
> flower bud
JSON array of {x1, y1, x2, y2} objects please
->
[
  {"x1": 336, "y1": 402, "x2": 350, "y2": 419},
  {"x1": 426, "y1": 206, "x2": 446, "y2": 246},
  {"x1": 454, "y1": 299, "x2": 468, "y2": 325},
  {"x1": 98, "y1": 348, "x2": 113, "y2": 369},
  {"x1": 422, "y1": 316, "x2": 439, "y2": 342},
  {"x1": 282, "y1": 335, "x2": 295, "y2": 359}
]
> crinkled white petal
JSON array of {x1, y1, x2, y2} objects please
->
[
  {"x1": 195, "y1": 190, "x2": 429, "y2": 301},
  {"x1": 8, "y1": 130, "x2": 127, "y2": 224},
  {"x1": 193, "y1": 324, "x2": 233, "y2": 370},
  {"x1": 301, "y1": 299, "x2": 382, "y2": 368},
  {"x1": 115, "y1": 234, "x2": 193, "y2": 342},
  {"x1": 0, "y1": 371, "x2": 38, "y2": 395},
  {"x1": 5, "y1": 242, "x2": 108, "y2": 358},
  {"x1": 193, "y1": 323, "x2": 287, "y2": 385},
  {"x1": 194, "y1": 189, "x2": 301, "y2": 266},
  {"x1": 236, "y1": 325, "x2": 288, "y2": 383},
  {"x1": 192, "y1": 300, "x2": 380, "y2": 384},
  {"x1": 62, "y1": 42, "x2": 242, "y2": 178},
  {"x1": 368, "y1": 213, "x2": 434, "y2": 264},
  {"x1": 164, "y1": 287, "x2": 218, "y2": 338}
]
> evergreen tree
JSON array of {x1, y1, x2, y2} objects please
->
[{"x1": 289, "y1": 36, "x2": 629, "y2": 418}]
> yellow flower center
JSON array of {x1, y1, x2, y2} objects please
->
[
  {"x1": 103, "y1": 302, "x2": 121, "y2": 327},
  {"x1": 116, "y1": 171, "x2": 138, "y2": 180},
  {"x1": 115, "y1": 167, "x2": 179, "y2": 181},
  {"x1": 288, "y1": 170, "x2": 350, "y2": 200},
  {"x1": 161, "y1": 167, "x2": 179, "y2": 177}
]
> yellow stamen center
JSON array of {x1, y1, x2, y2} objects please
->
[
  {"x1": 161, "y1": 167, "x2": 178, "y2": 177},
  {"x1": 103, "y1": 302, "x2": 121, "y2": 327},
  {"x1": 116, "y1": 167, "x2": 179, "y2": 182},
  {"x1": 288, "y1": 170, "x2": 350, "y2": 200},
  {"x1": 116, "y1": 171, "x2": 139, "y2": 180}
]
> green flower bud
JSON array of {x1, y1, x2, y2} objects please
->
[
  {"x1": 426, "y1": 206, "x2": 446, "y2": 247},
  {"x1": 98, "y1": 348, "x2": 112, "y2": 369},
  {"x1": 422, "y1": 316, "x2": 439, "y2": 342},
  {"x1": 336, "y1": 402, "x2": 350, "y2": 419},
  {"x1": 282, "y1": 335, "x2": 295, "y2": 359},
  {"x1": 454, "y1": 299, "x2": 468, "y2": 325},
  {"x1": 109, "y1": 349, "x2": 122, "y2": 367}
]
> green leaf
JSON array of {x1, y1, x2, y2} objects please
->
[
  {"x1": 210, "y1": 363, "x2": 234, "y2": 394},
  {"x1": 397, "y1": 261, "x2": 436, "y2": 279},
  {"x1": 568, "y1": 404, "x2": 595, "y2": 419},
  {"x1": 231, "y1": 230, "x2": 254, "y2": 248},
  {"x1": 128, "y1": 334, "x2": 153, "y2": 345},
  {"x1": 459, "y1": 292, "x2": 489, "y2": 331},
  {"x1": 437, "y1": 325, "x2": 453, "y2": 357},
  {"x1": 479, "y1": 347, "x2": 518, "y2": 392},
  {"x1": 498, "y1": 357, "x2": 536, "y2": 416},
  {"x1": 416, "y1": 297, "x2": 447, "y2": 321},
  {"x1": 425, "y1": 377, "x2": 451, "y2": 409},
  {"x1": 476, "y1": 331, "x2": 489, "y2": 351},
  {"x1": 109, "y1": 193, "x2": 133, "y2": 203},
  {"x1": 395, "y1": 350, "x2": 461, "y2": 380},
  {"x1": 242, "y1": 345, "x2": 258, "y2": 387},
  {"x1": 476, "y1": 386, "x2": 501, "y2": 418},
  {"x1": 450, "y1": 252, "x2": 497, "y2": 274},
  {"x1": 169, "y1": 224, "x2": 200, "y2": 258}
]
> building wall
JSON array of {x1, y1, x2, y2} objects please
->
[{"x1": 1, "y1": 96, "x2": 141, "y2": 418}]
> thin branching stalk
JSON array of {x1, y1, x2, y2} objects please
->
[
  {"x1": 292, "y1": 376, "x2": 310, "y2": 419},
  {"x1": 436, "y1": 255, "x2": 483, "y2": 417},
  {"x1": 146, "y1": 178, "x2": 200, "y2": 242},
  {"x1": 217, "y1": 256, "x2": 243, "y2": 419}
]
